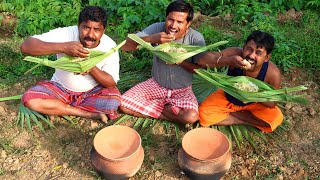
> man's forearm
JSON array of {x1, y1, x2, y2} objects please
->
[
  {"x1": 178, "y1": 61, "x2": 201, "y2": 73},
  {"x1": 89, "y1": 67, "x2": 116, "y2": 87},
  {"x1": 20, "y1": 37, "x2": 65, "y2": 56}
]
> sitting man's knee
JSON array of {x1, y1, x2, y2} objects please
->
[
  {"x1": 119, "y1": 105, "x2": 128, "y2": 113},
  {"x1": 24, "y1": 99, "x2": 38, "y2": 110},
  {"x1": 182, "y1": 110, "x2": 199, "y2": 124}
]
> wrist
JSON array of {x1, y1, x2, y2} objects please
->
[{"x1": 216, "y1": 51, "x2": 223, "y2": 65}]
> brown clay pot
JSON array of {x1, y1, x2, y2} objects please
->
[
  {"x1": 178, "y1": 128, "x2": 232, "y2": 180},
  {"x1": 90, "y1": 125, "x2": 144, "y2": 179}
]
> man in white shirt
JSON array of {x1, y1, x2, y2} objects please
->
[{"x1": 20, "y1": 6, "x2": 121, "y2": 122}]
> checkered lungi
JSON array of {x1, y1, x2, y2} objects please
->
[
  {"x1": 22, "y1": 80, "x2": 121, "y2": 114},
  {"x1": 121, "y1": 78, "x2": 198, "y2": 118}
]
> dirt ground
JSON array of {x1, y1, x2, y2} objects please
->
[
  {"x1": 0, "y1": 13, "x2": 319, "y2": 180},
  {"x1": 0, "y1": 67, "x2": 319, "y2": 180}
]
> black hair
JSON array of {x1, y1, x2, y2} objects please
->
[
  {"x1": 245, "y1": 30, "x2": 275, "y2": 55},
  {"x1": 166, "y1": 0, "x2": 194, "y2": 22},
  {"x1": 78, "y1": 6, "x2": 107, "y2": 28}
]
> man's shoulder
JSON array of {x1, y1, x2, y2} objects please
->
[
  {"x1": 50, "y1": 25, "x2": 78, "y2": 33},
  {"x1": 185, "y1": 27, "x2": 205, "y2": 45},
  {"x1": 266, "y1": 61, "x2": 281, "y2": 80},
  {"x1": 148, "y1": 22, "x2": 165, "y2": 28},
  {"x1": 32, "y1": 25, "x2": 78, "y2": 42},
  {"x1": 268, "y1": 61, "x2": 280, "y2": 73},
  {"x1": 188, "y1": 27, "x2": 202, "y2": 36},
  {"x1": 139, "y1": 22, "x2": 165, "y2": 35},
  {"x1": 98, "y1": 34, "x2": 117, "y2": 50}
]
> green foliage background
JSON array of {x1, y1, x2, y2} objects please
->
[
  {"x1": 0, "y1": 0, "x2": 319, "y2": 87},
  {"x1": 0, "y1": 0, "x2": 319, "y2": 155}
]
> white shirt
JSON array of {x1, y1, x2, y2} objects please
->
[{"x1": 32, "y1": 26, "x2": 120, "y2": 92}]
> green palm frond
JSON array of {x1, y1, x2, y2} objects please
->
[
  {"x1": 229, "y1": 126, "x2": 241, "y2": 149},
  {"x1": 192, "y1": 68, "x2": 227, "y2": 103},
  {"x1": 62, "y1": 115, "x2": 78, "y2": 125},
  {"x1": 16, "y1": 103, "x2": 55, "y2": 134},
  {"x1": 140, "y1": 118, "x2": 152, "y2": 132},
  {"x1": 239, "y1": 125, "x2": 258, "y2": 152},
  {"x1": 0, "y1": 95, "x2": 22, "y2": 101},
  {"x1": 173, "y1": 123, "x2": 181, "y2": 143},
  {"x1": 128, "y1": 34, "x2": 228, "y2": 64},
  {"x1": 112, "y1": 114, "x2": 132, "y2": 125},
  {"x1": 133, "y1": 117, "x2": 144, "y2": 130},
  {"x1": 161, "y1": 121, "x2": 171, "y2": 133},
  {"x1": 195, "y1": 68, "x2": 308, "y2": 104},
  {"x1": 195, "y1": 69, "x2": 308, "y2": 104},
  {"x1": 23, "y1": 40, "x2": 126, "y2": 73}
]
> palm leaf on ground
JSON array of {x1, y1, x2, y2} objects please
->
[
  {"x1": 16, "y1": 103, "x2": 55, "y2": 134},
  {"x1": 0, "y1": 95, "x2": 77, "y2": 133},
  {"x1": 0, "y1": 95, "x2": 22, "y2": 101}
]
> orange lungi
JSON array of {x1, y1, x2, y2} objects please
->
[{"x1": 199, "y1": 89, "x2": 283, "y2": 132}]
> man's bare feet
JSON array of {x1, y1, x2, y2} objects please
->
[
  {"x1": 49, "y1": 115, "x2": 55, "y2": 121},
  {"x1": 99, "y1": 114, "x2": 108, "y2": 124},
  {"x1": 90, "y1": 113, "x2": 108, "y2": 123}
]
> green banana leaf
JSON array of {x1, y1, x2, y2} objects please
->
[
  {"x1": 128, "y1": 34, "x2": 228, "y2": 64},
  {"x1": 23, "y1": 40, "x2": 126, "y2": 73},
  {"x1": 0, "y1": 95, "x2": 22, "y2": 101},
  {"x1": 195, "y1": 68, "x2": 308, "y2": 104}
]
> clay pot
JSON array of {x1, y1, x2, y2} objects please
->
[
  {"x1": 90, "y1": 125, "x2": 144, "y2": 179},
  {"x1": 178, "y1": 128, "x2": 232, "y2": 180}
]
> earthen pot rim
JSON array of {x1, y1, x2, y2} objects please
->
[
  {"x1": 180, "y1": 147, "x2": 230, "y2": 163},
  {"x1": 93, "y1": 125, "x2": 142, "y2": 162},
  {"x1": 92, "y1": 145, "x2": 143, "y2": 162},
  {"x1": 182, "y1": 127, "x2": 231, "y2": 162}
]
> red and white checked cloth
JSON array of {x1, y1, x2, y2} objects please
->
[{"x1": 121, "y1": 78, "x2": 198, "y2": 118}]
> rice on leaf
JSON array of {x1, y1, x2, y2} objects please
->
[
  {"x1": 234, "y1": 82, "x2": 259, "y2": 92},
  {"x1": 160, "y1": 46, "x2": 187, "y2": 53},
  {"x1": 128, "y1": 34, "x2": 228, "y2": 64},
  {"x1": 23, "y1": 40, "x2": 126, "y2": 73},
  {"x1": 195, "y1": 68, "x2": 308, "y2": 104}
]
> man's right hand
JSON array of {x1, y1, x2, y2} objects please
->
[
  {"x1": 148, "y1": 32, "x2": 175, "y2": 44},
  {"x1": 63, "y1": 41, "x2": 90, "y2": 58},
  {"x1": 122, "y1": 32, "x2": 175, "y2": 52},
  {"x1": 229, "y1": 55, "x2": 248, "y2": 69}
]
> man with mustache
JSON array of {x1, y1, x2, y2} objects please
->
[
  {"x1": 20, "y1": 6, "x2": 121, "y2": 122},
  {"x1": 120, "y1": 0, "x2": 246, "y2": 124},
  {"x1": 199, "y1": 30, "x2": 283, "y2": 132}
]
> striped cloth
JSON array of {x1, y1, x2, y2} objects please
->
[
  {"x1": 121, "y1": 78, "x2": 198, "y2": 118},
  {"x1": 22, "y1": 81, "x2": 121, "y2": 115}
]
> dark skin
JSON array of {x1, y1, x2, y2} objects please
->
[
  {"x1": 120, "y1": 11, "x2": 248, "y2": 124},
  {"x1": 213, "y1": 40, "x2": 281, "y2": 128},
  {"x1": 120, "y1": 11, "x2": 199, "y2": 124},
  {"x1": 20, "y1": 20, "x2": 115, "y2": 121}
]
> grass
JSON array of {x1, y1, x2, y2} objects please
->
[
  {"x1": 0, "y1": 37, "x2": 54, "y2": 89},
  {"x1": 1, "y1": 10, "x2": 318, "y2": 151}
]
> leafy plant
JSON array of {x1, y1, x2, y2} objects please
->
[
  {"x1": 1, "y1": 0, "x2": 81, "y2": 36},
  {"x1": 89, "y1": 0, "x2": 169, "y2": 39},
  {"x1": 0, "y1": 38, "x2": 53, "y2": 88},
  {"x1": 306, "y1": 0, "x2": 320, "y2": 10},
  {"x1": 269, "y1": 0, "x2": 306, "y2": 11},
  {"x1": 189, "y1": 0, "x2": 222, "y2": 16}
]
